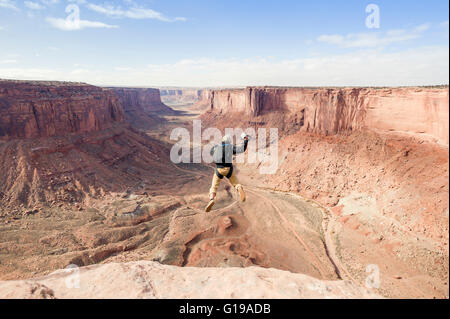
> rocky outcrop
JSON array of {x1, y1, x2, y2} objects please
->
[
  {"x1": 160, "y1": 88, "x2": 184, "y2": 98},
  {"x1": 0, "y1": 81, "x2": 177, "y2": 209},
  {"x1": 110, "y1": 87, "x2": 175, "y2": 130},
  {"x1": 0, "y1": 261, "x2": 380, "y2": 299},
  {"x1": 111, "y1": 88, "x2": 174, "y2": 115},
  {"x1": 208, "y1": 87, "x2": 449, "y2": 145},
  {"x1": 160, "y1": 88, "x2": 211, "y2": 106},
  {"x1": 190, "y1": 89, "x2": 213, "y2": 111},
  {"x1": 0, "y1": 124, "x2": 177, "y2": 209},
  {"x1": 0, "y1": 80, "x2": 124, "y2": 140}
]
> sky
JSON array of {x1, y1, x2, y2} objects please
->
[{"x1": 0, "y1": 0, "x2": 449, "y2": 87}]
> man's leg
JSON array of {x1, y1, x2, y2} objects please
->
[
  {"x1": 205, "y1": 170, "x2": 223, "y2": 212},
  {"x1": 228, "y1": 171, "x2": 246, "y2": 202},
  {"x1": 209, "y1": 172, "x2": 221, "y2": 200}
]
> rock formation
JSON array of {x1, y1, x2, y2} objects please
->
[
  {"x1": 160, "y1": 88, "x2": 212, "y2": 107},
  {"x1": 208, "y1": 87, "x2": 449, "y2": 145},
  {"x1": 0, "y1": 261, "x2": 380, "y2": 299},
  {"x1": 111, "y1": 87, "x2": 174, "y2": 115},
  {"x1": 110, "y1": 87, "x2": 175, "y2": 129},
  {"x1": 0, "y1": 81, "x2": 178, "y2": 210},
  {"x1": 0, "y1": 80, "x2": 124, "y2": 140}
]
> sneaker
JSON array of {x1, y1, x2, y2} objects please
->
[
  {"x1": 205, "y1": 200, "x2": 215, "y2": 212},
  {"x1": 237, "y1": 186, "x2": 246, "y2": 202}
]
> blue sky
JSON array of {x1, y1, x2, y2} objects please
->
[{"x1": 0, "y1": 0, "x2": 448, "y2": 86}]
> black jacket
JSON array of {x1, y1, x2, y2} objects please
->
[{"x1": 210, "y1": 139, "x2": 248, "y2": 168}]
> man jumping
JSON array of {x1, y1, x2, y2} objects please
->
[{"x1": 205, "y1": 133, "x2": 249, "y2": 212}]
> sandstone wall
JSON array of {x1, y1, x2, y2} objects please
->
[
  {"x1": 160, "y1": 88, "x2": 202, "y2": 99},
  {"x1": 160, "y1": 88, "x2": 210, "y2": 106},
  {"x1": 198, "y1": 89, "x2": 212, "y2": 103},
  {"x1": 209, "y1": 87, "x2": 449, "y2": 145},
  {"x1": 111, "y1": 87, "x2": 174, "y2": 115},
  {"x1": 0, "y1": 80, "x2": 124, "y2": 139}
]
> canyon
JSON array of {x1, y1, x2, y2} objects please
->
[
  {"x1": 112, "y1": 87, "x2": 175, "y2": 115},
  {"x1": 0, "y1": 81, "x2": 448, "y2": 299},
  {"x1": 201, "y1": 86, "x2": 449, "y2": 298},
  {"x1": 0, "y1": 80, "x2": 181, "y2": 211},
  {"x1": 160, "y1": 87, "x2": 212, "y2": 108},
  {"x1": 110, "y1": 87, "x2": 176, "y2": 130}
]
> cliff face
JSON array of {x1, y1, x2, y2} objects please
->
[
  {"x1": 160, "y1": 88, "x2": 184, "y2": 97},
  {"x1": 209, "y1": 87, "x2": 449, "y2": 145},
  {"x1": 198, "y1": 89, "x2": 212, "y2": 103},
  {"x1": 0, "y1": 80, "x2": 124, "y2": 140},
  {"x1": 0, "y1": 81, "x2": 177, "y2": 209},
  {"x1": 109, "y1": 87, "x2": 174, "y2": 130},
  {"x1": 160, "y1": 88, "x2": 210, "y2": 106},
  {"x1": 111, "y1": 88, "x2": 174, "y2": 115}
]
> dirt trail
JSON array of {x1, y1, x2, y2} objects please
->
[
  {"x1": 170, "y1": 161, "x2": 342, "y2": 280},
  {"x1": 246, "y1": 188, "x2": 327, "y2": 278},
  {"x1": 174, "y1": 157, "x2": 341, "y2": 281}
]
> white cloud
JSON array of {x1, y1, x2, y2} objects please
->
[
  {"x1": 86, "y1": 3, "x2": 186, "y2": 22},
  {"x1": 67, "y1": 0, "x2": 86, "y2": 4},
  {"x1": 0, "y1": 26, "x2": 5, "y2": 30},
  {"x1": 0, "y1": 59, "x2": 17, "y2": 64},
  {"x1": 0, "y1": 0, "x2": 19, "y2": 10},
  {"x1": 1, "y1": 46, "x2": 447, "y2": 87},
  {"x1": 317, "y1": 34, "x2": 345, "y2": 46},
  {"x1": 24, "y1": 1, "x2": 44, "y2": 10},
  {"x1": 317, "y1": 24, "x2": 430, "y2": 48},
  {"x1": 70, "y1": 68, "x2": 90, "y2": 75},
  {"x1": 414, "y1": 23, "x2": 431, "y2": 32},
  {"x1": 140, "y1": 48, "x2": 448, "y2": 87},
  {"x1": 0, "y1": 67, "x2": 60, "y2": 80},
  {"x1": 46, "y1": 3, "x2": 118, "y2": 30},
  {"x1": 46, "y1": 16, "x2": 118, "y2": 30},
  {"x1": 40, "y1": 0, "x2": 59, "y2": 5}
]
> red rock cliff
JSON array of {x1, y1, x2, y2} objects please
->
[
  {"x1": 209, "y1": 87, "x2": 449, "y2": 145},
  {"x1": 160, "y1": 88, "x2": 211, "y2": 106},
  {"x1": 112, "y1": 88, "x2": 174, "y2": 115},
  {"x1": 0, "y1": 80, "x2": 124, "y2": 139}
]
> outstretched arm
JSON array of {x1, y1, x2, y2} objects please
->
[{"x1": 233, "y1": 138, "x2": 249, "y2": 155}]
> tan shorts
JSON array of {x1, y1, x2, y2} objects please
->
[{"x1": 209, "y1": 167, "x2": 242, "y2": 195}]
